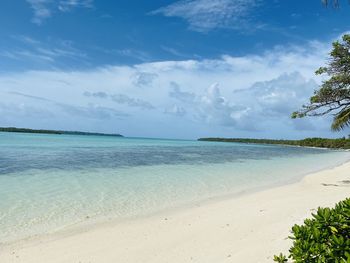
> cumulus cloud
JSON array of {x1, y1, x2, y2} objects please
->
[
  {"x1": 228, "y1": 72, "x2": 320, "y2": 131},
  {"x1": 195, "y1": 83, "x2": 248, "y2": 127},
  {"x1": 231, "y1": 72, "x2": 318, "y2": 117},
  {"x1": 110, "y1": 94, "x2": 155, "y2": 110},
  {"x1": 165, "y1": 73, "x2": 320, "y2": 131},
  {"x1": 169, "y1": 82, "x2": 195, "y2": 103},
  {"x1": 132, "y1": 72, "x2": 158, "y2": 87},
  {"x1": 248, "y1": 72, "x2": 318, "y2": 116},
  {"x1": 1, "y1": 37, "x2": 345, "y2": 138},
  {"x1": 164, "y1": 104, "x2": 187, "y2": 117},
  {"x1": 168, "y1": 82, "x2": 256, "y2": 130},
  {"x1": 151, "y1": 0, "x2": 260, "y2": 32}
]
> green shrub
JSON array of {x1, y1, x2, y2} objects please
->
[
  {"x1": 274, "y1": 198, "x2": 350, "y2": 262},
  {"x1": 274, "y1": 253, "x2": 288, "y2": 262}
]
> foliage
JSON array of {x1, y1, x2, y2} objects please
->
[
  {"x1": 321, "y1": 0, "x2": 340, "y2": 7},
  {"x1": 292, "y1": 34, "x2": 350, "y2": 131},
  {"x1": 0, "y1": 127, "x2": 63, "y2": 134},
  {"x1": 0, "y1": 127, "x2": 123, "y2": 137},
  {"x1": 198, "y1": 137, "x2": 350, "y2": 149},
  {"x1": 274, "y1": 253, "x2": 288, "y2": 263},
  {"x1": 273, "y1": 198, "x2": 350, "y2": 263},
  {"x1": 321, "y1": 0, "x2": 350, "y2": 7}
]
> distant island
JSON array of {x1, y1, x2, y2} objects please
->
[
  {"x1": 198, "y1": 137, "x2": 350, "y2": 150},
  {"x1": 0, "y1": 127, "x2": 123, "y2": 137}
]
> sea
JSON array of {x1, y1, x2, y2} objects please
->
[{"x1": 1, "y1": 132, "x2": 349, "y2": 243}]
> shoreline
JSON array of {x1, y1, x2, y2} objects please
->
[
  {"x1": 2, "y1": 161, "x2": 350, "y2": 262},
  {"x1": 1, "y1": 154, "x2": 349, "y2": 247}
]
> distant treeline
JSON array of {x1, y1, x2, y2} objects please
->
[
  {"x1": 198, "y1": 137, "x2": 350, "y2": 149},
  {"x1": 0, "y1": 127, "x2": 123, "y2": 137}
]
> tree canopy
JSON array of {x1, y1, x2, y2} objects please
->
[
  {"x1": 292, "y1": 34, "x2": 350, "y2": 131},
  {"x1": 321, "y1": 0, "x2": 350, "y2": 7},
  {"x1": 322, "y1": 0, "x2": 340, "y2": 7}
]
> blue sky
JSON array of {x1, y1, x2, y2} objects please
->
[{"x1": 0, "y1": 0, "x2": 350, "y2": 139}]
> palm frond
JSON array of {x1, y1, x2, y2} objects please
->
[{"x1": 331, "y1": 108, "x2": 350, "y2": 131}]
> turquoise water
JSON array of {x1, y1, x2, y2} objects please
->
[{"x1": 1, "y1": 132, "x2": 350, "y2": 243}]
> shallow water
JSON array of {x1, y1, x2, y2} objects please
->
[{"x1": 0, "y1": 132, "x2": 349, "y2": 243}]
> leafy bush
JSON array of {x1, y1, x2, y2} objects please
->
[
  {"x1": 274, "y1": 253, "x2": 288, "y2": 262},
  {"x1": 274, "y1": 198, "x2": 350, "y2": 262}
]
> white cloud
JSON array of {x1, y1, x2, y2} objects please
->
[
  {"x1": 164, "y1": 104, "x2": 187, "y2": 117},
  {"x1": 169, "y1": 82, "x2": 195, "y2": 103},
  {"x1": 0, "y1": 38, "x2": 346, "y2": 139},
  {"x1": 234, "y1": 72, "x2": 318, "y2": 117},
  {"x1": 7, "y1": 91, "x2": 128, "y2": 120},
  {"x1": 166, "y1": 75, "x2": 317, "y2": 132},
  {"x1": 132, "y1": 72, "x2": 158, "y2": 87},
  {"x1": 58, "y1": 0, "x2": 93, "y2": 12},
  {"x1": 0, "y1": 36, "x2": 87, "y2": 67},
  {"x1": 195, "y1": 83, "x2": 246, "y2": 127},
  {"x1": 26, "y1": 0, "x2": 94, "y2": 24},
  {"x1": 83, "y1": 90, "x2": 156, "y2": 110},
  {"x1": 229, "y1": 72, "x2": 320, "y2": 131},
  {"x1": 26, "y1": 0, "x2": 52, "y2": 25},
  {"x1": 151, "y1": 0, "x2": 260, "y2": 32},
  {"x1": 110, "y1": 94, "x2": 155, "y2": 110}
]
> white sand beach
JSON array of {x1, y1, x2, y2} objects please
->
[{"x1": 2, "y1": 161, "x2": 350, "y2": 263}]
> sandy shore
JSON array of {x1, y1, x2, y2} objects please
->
[{"x1": 2, "y1": 161, "x2": 350, "y2": 263}]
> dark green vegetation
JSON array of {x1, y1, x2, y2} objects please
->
[
  {"x1": 273, "y1": 198, "x2": 350, "y2": 263},
  {"x1": 321, "y1": 0, "x2": 342, "y2": 7},
  {"x1": 198, "y1": 137, "x2": 350, "y2": 149},
  {"x1": 0, "y1": 127, "x2": 123, "y2": 137},
  {"x1": 292, "y1": 34, "x2": 350, "y2": 131}
]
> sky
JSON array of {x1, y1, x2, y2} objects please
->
[{"x1": 0, "y1": 0, "x2": 350, "y2": 139}]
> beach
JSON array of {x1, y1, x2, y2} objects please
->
[
  {"x1": 2, "y1": 160, "x2": 350, "y2": 263},
  {"x1": 2, "y1": 2, "x2": 350, "y2": 262}
]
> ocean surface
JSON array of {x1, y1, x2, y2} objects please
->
[{"x1": 1, "y1": 132, "x2": 350, "y2": 244}]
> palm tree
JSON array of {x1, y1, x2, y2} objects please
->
[{"x1": 321, "y1": 0, "x2": 343, "y2": 7}]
